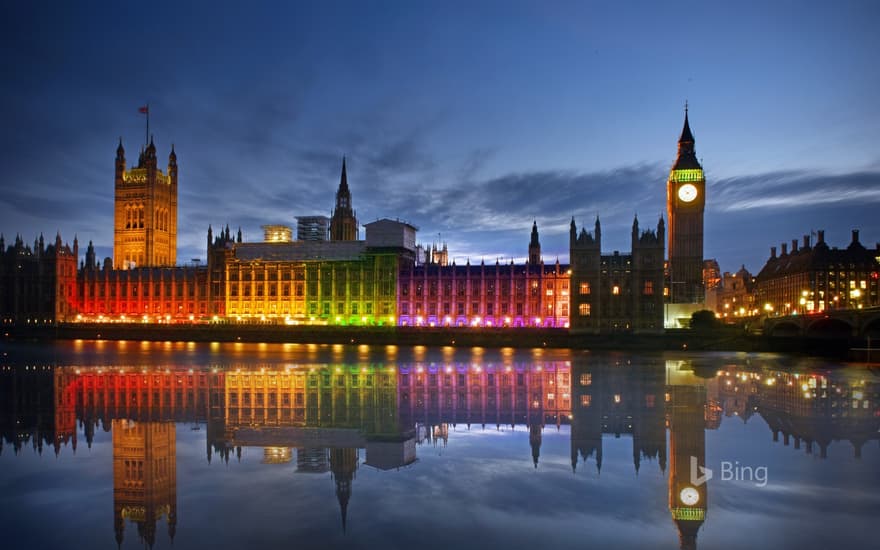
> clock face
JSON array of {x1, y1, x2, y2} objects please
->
[
  {"x1": 680, "y1": 486, "x2": 700, "y2": 506},
  {"x1": 678, "y1": 183, "x2": 698, "y2": 203}
]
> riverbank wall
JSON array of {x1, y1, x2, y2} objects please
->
[{"x1": 1, "y1": 323, "x2": 858, "y2": 357}]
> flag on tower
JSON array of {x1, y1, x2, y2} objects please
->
[{"x1": 138, "y1": 105, "x2": 149, "y2": 114}]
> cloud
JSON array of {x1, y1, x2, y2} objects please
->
[{"x1": 711, "y1": 170, "x2": 880, "y2": 212}]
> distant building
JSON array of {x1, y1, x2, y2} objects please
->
[
  {"x1": 296, "y1": 216, "x2": 329, "y2": 241},
  {"x1": 262, "y1": 225, "x2": 293, "y2": 243},
  {"x1": 706, "y1": 265, "x2": 756, "y2": 320},
  {"x1": 754, "y1": 230, "x2": 880, "y2": 315}
]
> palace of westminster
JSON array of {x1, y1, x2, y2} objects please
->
[{"x1": 1, "y1": 111, "x2": 878, "y2": 329}]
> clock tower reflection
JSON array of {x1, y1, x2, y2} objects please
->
[{"x1": 667, "y1": 383, "x2": 707, "y2": 550}]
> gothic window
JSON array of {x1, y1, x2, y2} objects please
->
[
  {"x1": 579, "y1": 282, "x2": 591, "y2": 295},
  {"x1": 643, "y1": 280, "x2": 654, "y2": 295},
  {"x1": 579, "y1": 303, "x2": 591, "y2": 316}
]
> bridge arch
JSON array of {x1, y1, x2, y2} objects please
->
[
  {"x1": 767, "y1": 321, "x2": 801, "y2": 337},
  {"x1": 805, "y1": 317, "x2": 854, "y2": 339},
  {"x1": 861, "y1": 314, "x2": 880, "y2": 339}
]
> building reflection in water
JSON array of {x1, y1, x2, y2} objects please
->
[
  {"x1": 112, "y1": 419, "x2": 177, "y2": 548},
  {"x1": 1, "y1": 357, "x2": 878, "y2": 549}
]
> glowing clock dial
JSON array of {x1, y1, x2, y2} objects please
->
[
  {"x1": 678, "y1": 183, "x2": 698, "y2": 203},
  {"x1": 680, "y1": 486, "x2": 700, "y2": 506}
]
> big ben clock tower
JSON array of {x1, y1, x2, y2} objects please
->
[{"x1": 666, "y1": 106, "x2": 705, "y2": 305}]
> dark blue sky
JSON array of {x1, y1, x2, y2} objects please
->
[{"x1": 2, "y1": 0, "x2": 879, "y2": 272}]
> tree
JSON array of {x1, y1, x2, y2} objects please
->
[{"x1": 690, "y1": 309, "x2": 720, "y2": 330}]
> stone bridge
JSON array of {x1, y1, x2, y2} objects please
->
[{"x1": 764, "y1": 308, "x2": 880, "y2": 339}]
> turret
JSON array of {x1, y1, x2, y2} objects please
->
[
  {"x1": 594, "y1": 216, "x2": 601, "y2": 246},
  {"x1": 570, "y1": 217, "x2": 577, "y2": 246},
  {"x1": 86, "y1": 240, "x2": 96, "y2": 270},
  {"x1": 632, "y1": 215, "x2": 640, "y2": 247},
  {"x1": 115, "y1": 138, "x2": 125, "y2": 185},
  {"x1": 168, "y1": 144, "x2": 177, "y2": 186},
  {"x1": 528, "y1": 220, "x2": 541, "y2": 264}
]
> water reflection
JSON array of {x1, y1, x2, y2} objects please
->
[{"x1": 1, "y1": 354, "x2": 878, "y2": 549}]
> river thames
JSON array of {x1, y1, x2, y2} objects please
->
[{"x1": 1, "y1": 340, "x2": 878, "y2": 550}]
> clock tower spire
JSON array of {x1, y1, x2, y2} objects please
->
[{"x1": 666, "y1": 106, "x2": 705, "y2": 307}]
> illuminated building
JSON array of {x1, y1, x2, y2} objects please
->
[
  {"x1": 329, "y1": 157, "x2": 358, "y2": 241},
  {"x1": 211, "y1": 219, "x2": 413, "y2": 323},
  {"x1": 296, "y1": 216, "x2": 330, "y2": 241},
  {"x1": 666, "y1": 107, "x2": 706, "y2": 307},
  {"x1": 262, "y1": 225, "x2": 293, "y2": 243},
  {"x1": 112, "y1": 420, "x2": 177, "y2": 548},
  {"x1": 398, "y1": 222, "x2": 570, "y2": 327},
  {"x1": 754, "y1": 230, "x2": 880, "y2": 315},
  {"x1": 114, "y1": 138, "x2": 178, "y2": 269},
  {"x1": 398, "y1": 260, "x2": 569, "y2": 328},
  {"x1": 706, "y1": 265, "x2": 756, "y2": 320},
  {"x1": 428, "y1": 241, "x2": 449, "y2": 266},
  {"x1": 77, "y1": 244, "x2": 214, "y2": 320},
  {"x1": 569, "y1": 216, "x2": 666, "y2": 333},
  {"x1": 0, "y1": 233, "x2": 78, "y2": 323},
  {"x1": 702, "y1": 259, "x2": 721, "y2": 293}
]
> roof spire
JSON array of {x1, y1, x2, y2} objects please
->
[
  {"x1": 339, "y1": 156, "x2": 349, "y2": 192},
  {"x1": 679, "y1": 102, "x2": 694, "y2": 144}
]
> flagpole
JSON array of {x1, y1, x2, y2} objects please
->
[{"x1": 145, "y1": 103, "x2": 150, "y2": 147}]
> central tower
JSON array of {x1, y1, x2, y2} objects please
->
[
  {"x1": 329, "y1": 157, "x2": 358, "y2": 241},
  {"x1": 113, "y1": 138, "x2": 178, "y2": 268},
  {"x1": 666, "y1": 107, "x2": 705, "y2": 304}
]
